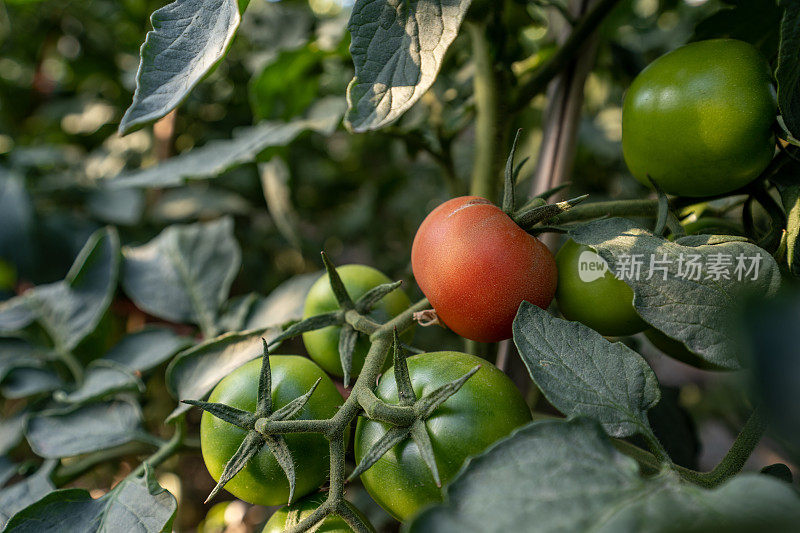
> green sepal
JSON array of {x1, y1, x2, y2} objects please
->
[
  {"x1": 256, "y1": 338, "x2": 272, "y2": 417},
  {"x1": 205, "y1": 430, "x2": 266, "y2": 504},
  {"x1": 180, "y1": 400, "x2": 255, "y2": 429},
  {"x1": 321, "y1": 251, "x2": 354, "y2": 309},
  {"x1": 269, "y1": 378, "x2": 321, "y2": 421},
  {"x1": 338, "y1": 325, "x2": 358, "y2": 388},
  {"x1": 392, "y1": 330, "x2": 416, "y2": 407},
  {"x1": 355, "y1": 280, "x2": 403, "y2": 313},
  {"x1": 348, "y1": 425, "x2": 411, "y2": 481},
  {"x1": 410, "y1": 418, "x2": 440, "y2": 487},
  {"x1": 513, "y1": 194, "x2": 589, "y2": 229},
  {"x1": 413, "y1": 365, "x2": 481, "y2": 419},
  {"x1": 268, "y1": 312, "x2": 341, "y2": 349},
  {"x1": 533, "y1": 182, "x2": 571, "y2": 202},
  {"x1": 264, "y1": 434, "x2": 297, "y2": 504},
  {"x1": 502, "y1": 129, "x2": 524, "y2": 214}
]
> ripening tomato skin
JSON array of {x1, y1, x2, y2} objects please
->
[
  {"x1": 354, "y1": 351, "x2": 532, "y2": 521},
  {"x1": 303, "y1": 265, "x2": 413, "y2": 377},
  {"x1": 263, "y1": 493, "x2": 375, "y2": 533},
  {"x1": 555, "y1": 239, "x2": 647, "y2": 337},
  {"x1": 622, "y1": 39, "x2": 777, "y2": 197},
  {"x1": 411, "y1": 196, "x2": 558, "y2": 342},
  {"x1": 200, "y1": 356, "x2": 344, "y2": 506}
]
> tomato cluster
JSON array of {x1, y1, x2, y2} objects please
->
[{"x1": 196, "y1": 36, "x2": 779, "y2": 530}]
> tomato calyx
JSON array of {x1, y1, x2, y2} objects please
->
[
  {"x1": 348, "y1": 331, "x2": 481, "y2": 487},
  {"x1": 499, "y1": 129, "x2": 589, "y2": 232},
  {"x1": 184, "y1": 340, "x2": 321, "y2": 504}
]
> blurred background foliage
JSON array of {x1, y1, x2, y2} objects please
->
[{"x1": 0, "y1": 0, "x2": 788, "y2": 530}]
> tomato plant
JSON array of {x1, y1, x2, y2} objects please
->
[
  {"x1": 3, "y1": 1, "x2": 800, "y2": 532},
  {"x1": 200, "y1": 356, "x2": 344, "y2": 506},
  {"x1": 302, "y1": 264, "x2": 412, "y2": 379},
  {"x1": 622, "y1": 39, "x2": 777, "y2": 197},
  {"x1": 412, "y1": 196, "x2": 557, "y2": 342},
  {"x1": 354, "y1": 351, "x2": 532, "y2": 520}
]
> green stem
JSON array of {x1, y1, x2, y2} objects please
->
[
  {"x1": 551, "y1": 199, "x2": 660, "y2": 224},
  {"x1": 132, "y1": 416, "x2": 186, "y2": 477},
  {"x1": 678, "y1": 408, "x2": 768, "y2": 488},
  {"x1": 467, "y1": 21, "x2": 500, "y2": 201},
  {"x1": 57, "y1": 349, "x2": 84, "y2": 385},
  {"x1": 512, "y1": 0, "x2": 621, "y2": 111},
  {"x1": 612, "y1": 439, "x2": 663, "y2": 475},
  {"x1": 356, "y1": 388, "x2": 416, "y2": 425}
]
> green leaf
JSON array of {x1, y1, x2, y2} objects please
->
[
  {"x1": 249, "y1": 45, "x2": 323, "y2": 121},
  {"x1": 259, "y1": 158, "x2": 302, "y2": 249},
  {"x1": 771, "y1": 159, "x2": 800, "y2": 276},
  {"x1": 571, "y1": 218, "x2": 782, "y2": 369},
  {"x1": 777, "y1": 0, "x2": 800, "y2": 139},
  {"x1": 241, "y1": 272, "x2": 319, "y2": 330},
  {"x1": 407, "y1": 418, "x2": 800, "y2": 533},
  {"x1": 0, "y1": 411, "x2": 26, "y2": 455},
  {"x1": 102, "y1": 327, "x2": 192, "y2": 373},
  {"x1": 25, "y1": 399, "x2": 143, "y2": 459},
  {"x1": 0, "y1": 367, "x2": 62, "y2": 400},
  {"x1": 53, "y1": 361, "x2": 144, "y2": 405},
  {"x1": 0, "y1": 339, "x2": 48, "y2": 382},
  {"x1": 121, "y1": 218, "x2": 241, "y2": 337},
  {"x1": 0, "y1": 228, "x2": 120, "y2": 351},
  {"x1": 0, "y1": 461, "x2": 55, "y2": 529},
  {"x1": 165, "y1": 329, "x2": 278, "y2": 421},
  {"x1": 109, "y1": 102, "x2": 344, "y2": 189},
  {"x1": 513, "y1": 302, "x2": 660, "y2": 438},
  {"x1": 345, "y1": 0, "x2": 473, "y2": 132},
  {"x1": 692, "y1": 0, "x2": 782, "y2": 59},
  {"x1": 119, "y1": 0, "x2": 244, "y2": 134},
  {"x1": 4, "y1": 465, "x2": 176, "y2": 532}
]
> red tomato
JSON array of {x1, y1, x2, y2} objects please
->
[{"x1": 411, "y1": 196, "x2": 557, "y2": 342}]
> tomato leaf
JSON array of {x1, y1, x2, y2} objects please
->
[
  {"x1": 570, "y1": 218, "x2": 782, "y2": 369},
  {"x1": 165, "y1": 330, "x2": 278, "y2": 421},
  {"x1": 53, "y1": 361, "x2": 144, "y2": 405},
  {"x1": 25, "y1": 399, "x2": 143, "y2": 459},
  {"x1": 0, "y1": 228, "x2": 120, "y2": 352},
  {"x1": 110, "y1": 101, "x2": 344, "y2": 189},
  {"x1": 0, "y1": 171, "x2": 34, "y2": 272},
  {"x1": 0, "y1": 367, "x2": 62, "y2": 400},
  {"x1": 119, "y1": 0, "x2": 245, "y2": 135},
  {"x1": 513, "y1": 302, "x2": 660, "y2": 439},
  {"x1": 121, "y1": 218, "x2": 241, "y2": 337},
  {"x1": 692, "y1": 0, "x2": 782, "y2": 59},
  {"x1": 4, "y1": 465, "x2": 176, "y2": 532},
  {"x1": 406, "y1": 418, "x2": 800, "y2": 533},
  {"x1": 770, "y1": 159, "x2": 800, "y2": 276},
  {"x1": 239, "y1": 272, "x2": 320, "y2": 331},
  {"x1": 102, "y1": 327, "x2": 192, "y2": 373},
  {"x1": 0, "y1": 461, "x2": 55, "y2": 529},
  {"x1": 0, "y1": 411, "x2": 27, "y2": 456},
  {"x1": 345, "y1": 0, "x2": 473, "y2": 132},
  {"x1": 777, "y1": 0, "x2": 800, "y2": 140}
]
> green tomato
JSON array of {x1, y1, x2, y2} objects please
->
[
  {"x1": 354, "y1": 351, "x2": 532, "y2": 521},
  {"x1": 644, "y1": 328, "x2": 726, "y2": 371},
  {"x1": 302, "y1": 264, "x2": 413, "y2": 377},
  {"x1": 681, "y1": 216, "x2": 744, "y2": 236},
  {"x1": 263, "y1": 493, "x2": 375, "y2": 533},
  {"x1": 555, "y1": 239, "x2": 647, "y2": 337},
  {"x1": 622, "y1": 39, "x2": 776, "y2": 197},
  {"x1": 200, "y1": 356, "x2": 344, "y2": 506}
]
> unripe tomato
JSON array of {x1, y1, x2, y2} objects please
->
[
  {"x1": 263, "y1": 493, "x2": 374, "y2": 533},
  {"x1": 555, "y1": 239, "x2": 647, "y2": 337},
  {"x1": 354, "y1": 351, "x2": 532, "y2": 521},
  {"x1": 622, "y1": 39, "x2": 777, "y2": 197},
  {"x1": 411, "y1": 196, "x2": 557, "y2": 342},
  {"x1": 302, "y1": 265, "x2": 413, "y2": 378},
  {"x1": 200, "y1": 356, "x2": 344, "y2": 506}
]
